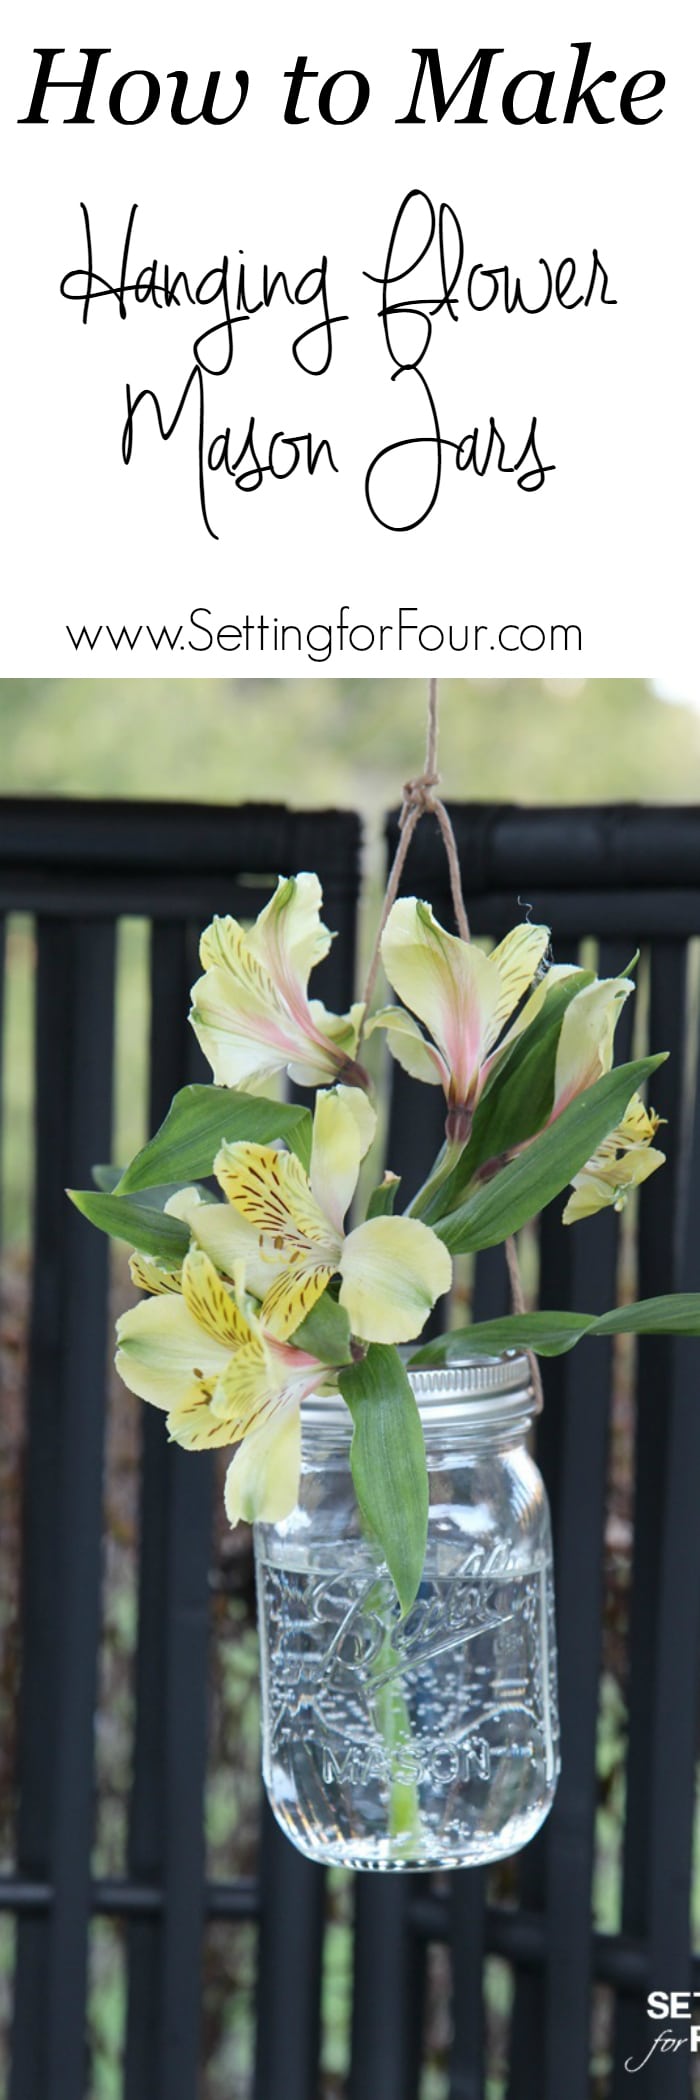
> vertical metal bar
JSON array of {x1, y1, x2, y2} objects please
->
[
  {"x1": 472, "y1": 1246, "x2": 510, "y2": 1324},
  {"x1": 254, "y1": 827, "x2": 361, "y2": 2100},
  {"x1": 0, "y1": 914, "x2": 6, "y2": 1250},
  {"x1": 506, "y1": 1214, "x2": 616, "y2": 2100},
  {"x1": 10, "y1": 917, "x2": 115, "y2": 2100},
  {"x1": 448, "y1": 1873, "x2": 486, "y2": 2100},
  {"x1": 613, "y1": 943, "x2": 700, "y2": 2097},
  {"x1": 349, "y1": 1877, "x2": 424, "y2": 2100},
  {"x1": 386, "y1": 1061, "x2": 446, "y2": 1207},
  {"x1": 508, "y1": 941, "x2": 632, "y2": 2100},
  {"x1": 253, "y1": 1805, "x2": 325, "y2": 2100},
  {"x1": 125, "y1": 922, "x2": 213, "y2": 2100},
  {"x1": 444, "y1": 1237, "x2": 500, "y2": 2099}
]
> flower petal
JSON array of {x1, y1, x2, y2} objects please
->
[
  {"x1": 615, "y1": 1093, "x2": 664, "y2": 1148},
  {"x1": 248, "y1": 874, "x2": 332, "y2": 1008},
  {"x1": 482, "y1": 924, "x2": 551, "y2": 1055},
  {"x1": 335, "y1": 1082, "x2": 377, "y2": 1157},
  {"x1": 115, "y1": 1293, "x2": 231, "y2": 1412},
  {"x1": 287, "y1": 1004, "x2": 365, "y2": 1086},
  {"x1": 259, "y1": 1260, "x2": 336, "y2": 1342},
  {"x1": 339, "y1": 1216, "x2": 452, "y2": 1343},
  {"x1": 190, "y1": 963, "x2": 305, "y2": 1091},
  {"x1": 562, "y1": 1085, "x2": 665, "y2": 1224},
  {"x1": 224, "y1": 1409, "x2": 302, "y2": 1525},
  {"x1": 166, "y1": 1392, "x2": 245, "y2": 1451},
  {"x1": 554, "y1": 976, "x2": 633, "y2": 1112},
  {"x1": 129, "y1": 1251, "x2": 183, "y2": 1296},
  {"x1": 209, "y1": 1334, "x2": 283, "y2": 1431},
  {"x1": 192, "y1": 881, "x2": 357, "y2": 1091},
  {"x1": 215, "y1": 1141, "x2": 334, "y2": 1255},
  {"x1": 308, "y1": 999, "x2": 365, "y2": 1053},
  {"x1": 479, "y1": 966, "x2": 577, "y2": 1092},
  {"x1": 381, "y1": 899, "x2": 498, "y2": 1106},
  {"x1": 213, "y1": 1331, "x2": 326, "y2": 1429},
  {"x1": 168, "y1": 1185, "x2": 272, "y2": 1299},
  {"x1": 180, "y1": 1246, "x2": 254, "y2": 1347},
  {"x1": 563, "y1": 1146, "x2": 665, "y2": 1223},
  {"x1": 368, "y1": 1006, "x2": 447, "y2": 1088},
  {"x1": 309, "y1": 1087, "x2": 375, "y2": 1233}
]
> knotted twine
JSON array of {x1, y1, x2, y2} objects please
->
[
  {"x1": 360, "y1": 679, "x2": 469, "y2": 1023},
  {"x1": 360, "y1": 677, "x2": 544, "y2": 1412}
]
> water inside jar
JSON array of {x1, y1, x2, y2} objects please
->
[{"x1": 257, "y1": 1535, "x2": 560, "y2": 1871}]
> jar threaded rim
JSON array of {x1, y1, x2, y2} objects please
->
[{"x1": 301, "y1": 1352, "x2": 537, "y2": 1432}]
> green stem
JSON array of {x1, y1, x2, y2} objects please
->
[
  {"x1": 367, "y1": 1586, "x2": 423, "y2": 1851},
  {"x1": 406, "y1": 1136, "x2": 466, "y2": 1221}
]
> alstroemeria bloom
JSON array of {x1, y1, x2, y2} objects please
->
[
  {"x1": 563, "y1": 1094, "x2": 665, "y2": 1223},
  {"x1": 174, "y1": 1085, "x2": 452, "y2": 1345},
  {"x1": 116, "y1": 1245, "x2": 331, "y2": 1522},
  {"x1": 535, "y1": 971, "x2": 665, "y2": 1220},
  {"x1": 190, "y1": 873, "x2": 364, "y2": 1090},
  {"x1": 550, "y1": 973, "x2": 634, "y2": 1117},
  {"x1": 371, "y1": 899, "x2": 550, "y2": 1137}
]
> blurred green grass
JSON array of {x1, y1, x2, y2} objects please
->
[{"x1": 2, "y1": 676, "x2": 700, "y2": 810}]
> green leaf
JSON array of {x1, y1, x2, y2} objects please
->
[
  {"x1": 92, "y1": 1163, "x2": 216, "y2": 1209},
  {"x1": 116, "y1": 1084, "x2": 313, "y2": 1194},
  {"x1": 294, "y1": 1291, "x2": 353, "y2": 1365},
  {"x1": 68, "y1": 1189, "x2": 190, "y2": 1263},
  {"x1": 434, "y1": 1054, "x2": 666, "y2": 1254},
  {"x1": 592, "y1": 1294, "x2": 700, "y2": 1339},
  {"x1": 410, "y1": 1293, "x2": 700, "y2": 1365},
  {"x1": 490, "y1": 970, "x2": 596, "y2": 1085},
  {"x1": 92, "y1": 1163, "x2": 125, "y2": 1193},
  {"x1": 367, "y1": 1175, "x2": 401, "y2": 1219},
  {"x1": 339, "y1": 1344, "x2": 428, "y2": 1615},
  {"x1": 411, "y1": 1312, "x2": 594, "y2": 1363}
]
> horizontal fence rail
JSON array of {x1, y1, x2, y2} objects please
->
[{"x1": 1, "y1": 797, "x2": 699, "y2": 2100}]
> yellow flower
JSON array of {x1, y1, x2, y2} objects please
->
[
  {"x1": 116, "y1": 1245, "x2": 331, "y2": 1523},
  {"x1": 189, "y1": 872, "x2": 364, "y2": 1090},
  {"x1": 175, "y1": 1085, "x2": 452, "y2": 1346},
  {"x1": 563, "y1": 1094, "x2": 665, "y2": 1223},
  {"x1": 371, "y1": 899, "x2": 550, "y2": 1135},
  {"x1": 540, "y1": 970, "x2": 665, "y2": 1220},
  {"x1": 551, "y1": 974, "x2": 634, "y2": 1114}
]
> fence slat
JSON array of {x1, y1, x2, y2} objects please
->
[
  {"x1": 349, "y1": 1877, "x2": 425, "y2": 2100},
  {"x1": 503, "y1": 940, "x2": 629, "y2": 2100},
  {"x1": 612, "y1": 944, "x2": 700, "y2": 2097},
  {"x1": 125, "y1": 922, "x2": 213, "y2": 2100},
  {"x1": 254, "y1": 827, "x2": 363, "y2": 2100},
  {"x1": 448, "y1": 1872, "x2": 486, "y2": 2100},
  {"x1": 253, "y1": 1806, "x2": 325, "y2": 2100},
  {"x1": 10, "y1": 917, "x2": 115, "y2": 2100}
]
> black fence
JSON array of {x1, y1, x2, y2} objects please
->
[{"x1": 1, "y1": 796, "x2": 700, "y2": 2100}]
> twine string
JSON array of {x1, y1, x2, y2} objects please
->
[
  {"x1": 360, "y1": 677, "x2": 543, "y2": 1396},
  {"x1": 360, "y1": 679, "x2": 470, "y2": 1026}
]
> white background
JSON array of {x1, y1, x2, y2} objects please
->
[{"x1": 0, "y1": 2, "x2": 697, "y2": 678}]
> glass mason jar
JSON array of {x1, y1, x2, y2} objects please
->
[{"x1": 254, "y1": 1354, "x2": 560, "y2": 1871}]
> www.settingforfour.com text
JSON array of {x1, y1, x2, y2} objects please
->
[{"x1": 65, "y1": 607, "x2": 582, "y2": 663}]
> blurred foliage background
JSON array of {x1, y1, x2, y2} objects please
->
[
  {"x1": 2, "y1": 675, "x2": 700, "y2": 816},
  {"x1": 2, "y1": 676, "x2": 700, "y2": 2098}
]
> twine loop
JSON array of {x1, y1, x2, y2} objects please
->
[
  {"x1": 400, "y1": 769, "x2": 441, "y2": 827},
  {"x1": 357, "y1": 677, "x2": 543, "y2": 1408}
]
